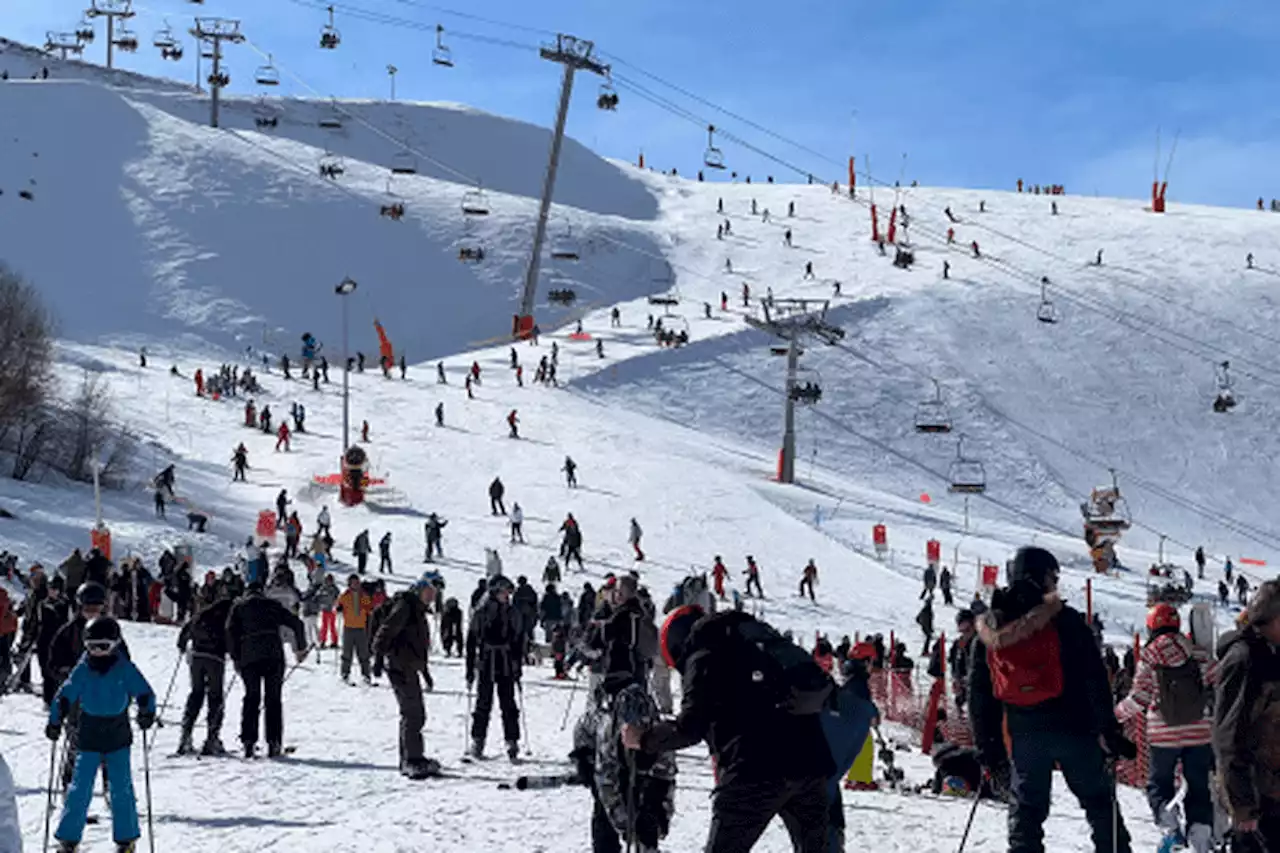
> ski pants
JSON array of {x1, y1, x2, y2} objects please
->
[
  {"x1": 1148, "y1": 744, "x2": 1214, "y2": 829},
  {"x1": 342, "y1": 627, "x2": 371, "y2": 679},
  {"x1": 425, "y1": 537, "x2": 442, "y2": 561},
  {"x1": 388, "y1": 667, "x2": 427, "y2": 763},
  {"x1": 239, "y1": 659, "x2": 285, "y2": 748},
  {"x1": 379, "y1": 552, "x2": 392, "y2": 574},
  {"x1": 356, "y1": 553, "x2": 368, "y2": 574},
  {"x1": 565, "y1": 545, "x2": 585, "y2": 571},
  {"x1": 632, "y1": 541, "x2": 645, "y2": 561},
  {"x1": 1008, "y1": 730, "x2": 1131, "y2": 853},
  {"x1": 746, "y1": 575, "x2": 763, "y2": 597},
  {"x1": 704, "y1": 775, "x2": 828, "y2": 853},
  {"x1": 56, "y1": 747, "x2": 138, "y2": 846},
  {"x1": 511, "y1": 522, "x2": 523, "y2": 543},
  {"x1": 471, "y1": 669, "x2": 520, "y2": 744},
  {"x1": 491, "y1": 496, "x2": 506, "y2": 515},
  {"x1": 183, "y1": 655, "x2": 226, "y2": 739},
  {"x1": 650, "y1": 656, "x2": 674, "y2": 714},
  {"x1": 799, "y1": 578, "x2": 815, "y2": 601},
  {"x1": 38, "y1": 643, "x2": 58, "y2": 705},
  {"x1": 319, "y1": 611, "x2": 338, "y2": 646}
]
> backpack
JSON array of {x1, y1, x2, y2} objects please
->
[
  {"x1": 1155, "y1": 658, "x2": 1207, "y2": 726},
  {"x1": 987, "y1": 625, "x2": 1065, "y2": 707},
  {"x1": 706, "y1": 612, "x2": 832, "y2": 715}
]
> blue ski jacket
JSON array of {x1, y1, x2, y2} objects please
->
[{"x1": 50, "y1": 651, "x2": 155, "y2": 754}]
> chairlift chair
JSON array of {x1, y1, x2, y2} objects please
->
[
  {"x1": 947, "y1": 435, "x2": 987, "y2": 494},
  {"x1": 787, "y1": 368, "x2": 823, "y2": 405},
  {"x1": 914, "y1": 379, "x2": 953, "y2": 434},
  {"x1": 152, "y1": 26, "x2": 175, "y2": 49},
  {"x1": 461, "y1": 188, "x2": 490, "y2": 217},
  {"x1": 318, "y1": 153, "x2": 345, "y2": 180},
  {"x1": 432, "y1": 24, "x2": 454, "y2": 67},
  {"x1": 113, "y1": 26, "x2": 139, "y2": 52},
  {"x1": 391, "y1": 149, "x2": 417, "y2": 175},
  {"x1": 76, "y1": 19, "x2": 95, "y2": 43},
  {"x1": 254, "y1": 98, "x2": 279, "y2": 129},
  {"x1": 704, "y1": 125, "x2": 725, "y2": 170},
  {"x1": 550, "y1": 224, "x2": 579, "y2": 261},
  {"x1": 547, "y1": 288, "x2": 577, "y2": 306},
  {"x1": 379, "y1": 179, "x2": 406, "y2": 220},
  {"x1": 1036, "y1": 277, "x2": 1059, "y2": 324},
  {"x1": 318, "y1": 102, "x2": 343, "y2": 130},
  {"x1": 320, "y1": 6, "x2": 341, "y2": 49},
  {"x1": 255, "y1": 56, "x2": 280, "y2": 87},
  {"x1": 162, "y1": 43, "x2": 184, "y2": 61},
  {"x1": 597, "y1": 78, "x2": 619, "y2": 111},
  {"x1": 207, "y1": 68, "x2": 230, "y2": 88}
]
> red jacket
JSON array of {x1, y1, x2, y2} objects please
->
[
  {"x1": 0, "y1": 588, "x2": 17, "y2": 636},
  {"x1": 1116, "y1": 631, "x2": 1216, "y2": 747}
]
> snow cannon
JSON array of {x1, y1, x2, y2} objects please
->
[
  {"x1": 926, "y1": 539, "x2": 941, "y2": 568},
  {"x1": 340, "y1": 445, "x2": 369, "y2": 507},
  {"x1": 872, "y1": 524, "x2": 888, "y2": 559}
]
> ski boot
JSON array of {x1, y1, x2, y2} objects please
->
[
  {"x1": 243, "y1": 742, "x2": 256, "y2": 759},
  {"x1": 200, "y1": 736, "x2": 227, "y2": 757},
  {"x1": 116, "y1": 842, "x2": 137, "y2": 853},
  {"x1": 507, "y1": 740, "x2": 521, "y2": 763},
  {"x1": 401, "y1": 758, "x2": 441, "y2": 780},
  {"x1": 267, "y1": 742, "x2": 283, "y2": 759},
  {"x1": 56, "y1": 841, "x2": 78, "y2": 852},
  {"x1": 470, "y1": 738, "x2": 485, "y2": 760},
  {"x1": 175, "y1": 728, "x2": 196, "y2": 756}
]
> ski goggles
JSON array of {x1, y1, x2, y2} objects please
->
[{"x1": 85, "y1": 639, "x2": 119, "y2": 656}]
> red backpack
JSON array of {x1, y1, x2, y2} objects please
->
[{"x1": 987, "y1": 624, "x2": 1064, "y2": 707}]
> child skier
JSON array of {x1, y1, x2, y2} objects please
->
[{"x1": 47, "y1": 616, "x2": 156, "y2": 853}]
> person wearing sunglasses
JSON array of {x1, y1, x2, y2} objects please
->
[{"x1": 47, "y1": 615, "x2": 155, "y2": 853}]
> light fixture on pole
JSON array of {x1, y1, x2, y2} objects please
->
[
  {"x1": 386, "y1": 64, "x2": 397, "y2": 101},
  {"x1": 335, "y1": 277, "x2": 357, "y2": 451}
]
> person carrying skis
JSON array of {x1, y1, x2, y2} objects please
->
[
  {"x1": 628, "y1": 518, "x2": 645, "y2": 561},
  {"x1": 743, "y1": 555, "x2": 764, "y2": 598},
  {"x1": 176, "y1": 588, "x2": 234, "y2": 756},
  {"x1": 47, "y1": 616, "x2": 155, "y2": 853},
  {"x1": 799, "y1": 559, "x2": 818, "y2": 602},
  {"x1": 336, "y1": 574, "x2": 374, "y2": 684},
  {"x1": 968, "y1": 546, "x2": 1135, "y2": 853},
  {"x1": 711, "y1": 556, "x2": 728, "y2": 600},
  {"x1": 563, "y1": 456, "x2": 578, "y2": 488},
  {"x1": 1115, "y1": 603, "x2": 1216, "y2": 852},
  {"x1": 378, "y1": 532, "x2": 393, "y2": 574},
  {"x1": 489, "y1": 477, "x2": 507, "y2": 516},
  {"x1": 1214, "y1": 580, "x2": 1280, "y2": 851},
  {"x1": 226, "y1": 581, "x2": 307, "y2": 758},
  {"x1": 423, "y1": 514, "x2": 447, "y2": 562},
  {"x1": 623, "y1": 605, "x2": 834, "y2": 851},
  {"x1": 466, "y1": 575, "x2": 524, "y2": 760},
  {"x1": 373, "y1": 573, "x2": 441, "y2": 779},
  {"x1": 352, "y1": 530, "x2": 372, "y2": 575},
  {"x1": 509, "y1": 502, "x2": 525, "y2": 544}
]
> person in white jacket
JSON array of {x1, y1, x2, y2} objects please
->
[
  {"x1": 0, "y1": 749, "x2": 20, "y2": 852},
  {"x1": 509, "y1": 504, "x2": 524, "y2": 544}
]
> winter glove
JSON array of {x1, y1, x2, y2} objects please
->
[
  {"x1": 1100, "y1": 729, "x2": 1137, "y2": 761},
  {"x1": 45, "y1": 722, "x2": 61, "y2": 742},
  {"x1": 372, "y1": 658, "x2": 384, "y2": 679},
  {"x1": 137, "y1": 709, "x2": 155, "y2": 731}
]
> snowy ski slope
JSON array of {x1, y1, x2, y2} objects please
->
[{"x1": 0, "y1": 39, "x2": 1274, "y2": 851}]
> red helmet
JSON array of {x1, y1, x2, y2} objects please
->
[
  {"x1": 660, "y1": 604, "x2": 705, "y2": 670},
  {"x1": 849, "y1": 641, "x2": 877, "y2": 661},
  {"x1": 1146, "y1": 603, "x2": 1180, "y2": 633}
]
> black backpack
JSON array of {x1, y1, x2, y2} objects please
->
[
  {"x1": 1155, "y1": 658, "x2": 1207, "y2": 727},
  {"x1": 704, "y1": 612, "x2": 832, "y2": 715}
]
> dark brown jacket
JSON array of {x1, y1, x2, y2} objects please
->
[
  {"x1": 1213, "y1": 626, "x2": 1280, "y2": 822},
  {"x1": 372, "y1": 591, "x2": 430, "y2": 675}
]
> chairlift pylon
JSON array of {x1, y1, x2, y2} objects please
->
[
  {"x1": 432, "y1": 24, "x2": 454, "y2": 67},
  {"x1": 914, "y1": 378, "x2": 953, "y2": 434},
  {"x1": 704, "y1": 124, "x2": 725, "y2": 170},
  {"x1": 255, "y1": 54, "x2": 280, "y2": 87},
  {"x1": 947, "y1": 434, "x2": 987, "y2": 494},
  {"x1": 461, "y1": 187, "x2": 490, "y2": 217},
  {"x1": 1036, "y1": 276, "x2": 1059, "y2": 324},
  {"x1": 319, "y1": 5, "x2": 341, "y2": 50}
]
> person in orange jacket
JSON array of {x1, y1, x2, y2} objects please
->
[
  {"x1": 275, "y1": 420, "x2": 290, "y2": 452},
  {"x1": 335, "y1": 574, "x2": 374, "y2": 683},
  {"x1": 711, "y1": 555, "x2": 728, "y2": 599}
]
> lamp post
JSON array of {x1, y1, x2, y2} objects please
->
[{"x1": 335, "y1": 277, "x2": 358, "y2": 451}]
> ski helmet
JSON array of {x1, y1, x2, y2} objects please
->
[
  {"x1": 488, "y1": 574, "x2": 513, "y2": 593},
  {"x1": 955, "y1": 609, "x2": 976, "y2": 628},
  {"x1": 83, "y1": 616, "x2": 122, "y2": 655},
  {"x1": 1146, "y1": 603, "x2": 1180, "y2": 633},
  {"x1": 75, "y1": 581, "x2": 107, "y2": 608},
  {"x1": 659, "y1": 604, "x2": 705, "y2": 670}
]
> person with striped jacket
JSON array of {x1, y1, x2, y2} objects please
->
[{"x1": 1115, "y1": 604, "x2": 1217, "y2": 853}]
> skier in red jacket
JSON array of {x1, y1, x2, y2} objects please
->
[{"x1": 711, "y1": 556, "x2": 728, "y2": 599}]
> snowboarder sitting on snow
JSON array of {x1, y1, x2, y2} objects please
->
[{"x1": 47, "y1": 616, "x2": 155, "y2": 853}]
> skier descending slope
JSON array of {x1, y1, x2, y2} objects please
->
[
  {"x1": 226, "y1": 581, "x2": 308, "y2": 758},
  {"x1": 622, "y1": 605, "x2": 834, "y2": 852},
  {"x1": 47, "y1": 616, "x2": 156, "y2": 853},
  {"x1": 969, "y1": 546, "x2": 1135, "y2": 853},
  {"x1": 373, "y1": 573, "x2": 441, "y2": 779},
  {"x1": 466, "y1": 575, "x2": 524, "y2": 761},
  {"x1": 1115, "y1": 604, "x2": 1216, "y2": 852}
]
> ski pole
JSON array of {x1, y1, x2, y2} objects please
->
[
  {"x1": 625, "y1": 751, "x2": 638, "y2": 853},
  {"x1": 42, "y1": 735, "x2": 58, "y2": 853},
  {"x1": 558, "y1": 675, "x2": 581, "y2": 731},
  {"x1": 517, "y1": 681, "x2": 530, "y2": 756},
  {"x1": 956, "y1": 785, "x2": 981, "y2": 853},
  {"x1": 155, "y1": 651, "x2": 184, "y2": 729},
  {"x1": 142, "y1": 728, "x2": 156, "y2": 853},
  {"x1": 282, "y1": 645, "x2": 314, "y2": 685},
  {"x1": 463, "y1": 683, "x2": 473, "y2": 756}
]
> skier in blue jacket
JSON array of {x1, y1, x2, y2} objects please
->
[{"x1": 46, "y1": 616, "x2": 156, "y2": 853}]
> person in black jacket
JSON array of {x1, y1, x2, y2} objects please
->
[
  {"x1": 373, "y1": 574, "x2": 439, "y2": 779},
  {"x1": 176, "y1": 593, "x2": 234, "y2": 755},
  {"x1": 622, "y1": 606, "x2": 834, "y2": 852},
  {"x1": 47, "y1": 582, "x2": 118, "y2": 788},
  {"x1": 225, "y1": 582, "x2": 307, "y2": 758},
  {"x1": 469, "y1": 578, "x2": 488, "y2": 613},
  {"x1": 36, "y1": 577, "x2": 72, "y2": 705},
  {"x1": 512, "y1": 576, "x2": 538, "y2": 647},
  {"x1": 440, "y1": 598, "x2": 463, "y2": 657},
  {"x1": 598, "y1": 575, "x2": 658, "y2": 695},
  {"x1": 465, "y1": 575, "x2": 524, "y2": 760},
  {"x1": 968, "y1": 546, "x2": 1134, "y2": 853}
]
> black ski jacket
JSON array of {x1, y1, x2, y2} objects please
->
[
  {"x1": 465, "y1": 594, "x2": 523, "y2": 681},
  {"x1": 373, "y1": 591, "x2": 431, "y2": 675},
  {"x1": 226, "y1": 590, "x2": 305, "y2": 668},
  {"x1": 178, "y1": 598, "x2": 233, "y2": 660}
]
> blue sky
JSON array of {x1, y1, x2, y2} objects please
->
[{"x1": 13, "y1": 0, "x2": 1280, "y2": 206}]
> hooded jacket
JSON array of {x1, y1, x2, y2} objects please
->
[
  {"x1": 1115, "y1": 629, "x2": 1215, "y2": 747},
  {"x1": 226, "y1": 590, "x2": 306, "y2": 668},
  {"x1": 50, "y1": 649, "x2": 156, "y2": 754},
  {"x1": 1213, "y1": 625, "x2": 1280, "y2": 822},
  {"x1": 372, "y1": 590, "x2": 431, "y2": 674},
  {"x1": 968, "y1": 585, "x2": 1119, "y2": 765}
]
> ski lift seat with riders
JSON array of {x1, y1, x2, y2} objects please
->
[
  {"x1": 597, "y1": 78, "x2": 619, "y2": 111},
  {"x1": 319, "y1": 5, "x2": 341, "y2": 49},
  {"x1": 547, "y1": 288, "x2": 577, "y2": 306},
  {"x1": 947, "y1": 435, "x2": 987, "y2": 494},
  {"x1": 319, "y1": 154, "x2": 344, "y2": 180},
  {"x1": 76, "y1": 18, "x2": 95, "y2": 43},
  {"x1": 704, "y1": 124, "x2": 726, "y2": 170},
  {"x1": 914, "y1": 379, "x2": 952, "y2": 434}
]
